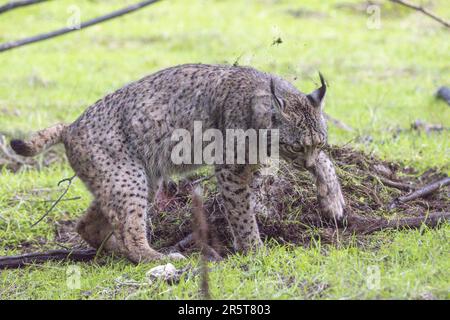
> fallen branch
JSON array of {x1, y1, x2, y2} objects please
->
[
  {"x1": 389, "y1": 177, "x2": 450, "y2": 209},
  {"x1": 346, "y1": 211, "x2": 450, "y2": 234},
  {"x1": 9, "y1": 196, "x2": 81, "y2": 203},
  {"x1": 0, "y1": 0, "x2": 162, "y2": 53},
  {"x1": 370, "y1": 174, "x2": 414, "y2": 192},
  {"x1": 389, "y1": 0, "x2": 450, "y2": 28},
  {"x1": 298, "y1": 211, "x2": 450, "y2": 235},
  {"x1": 189, "y1": 174, "x2": 215, "y2": 186},
  {"x1": 173, "y1": 233, "x2": 195, "y2": 252},
  {"x1": 0, "y1": 249, "x2": 96, "y2": 270},
  {"x1": 0, "y1": 0, "x2": 49, "y2": 14},
  {"x1": 324, "y1": 113, "x2": 354, "y2": 132}
]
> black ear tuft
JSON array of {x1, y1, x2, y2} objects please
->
[
  {"x1": 307, "y1": 72, "x2": 327, "y2": 108},
  {"x1": 319, "y1": 72, "x2": 326, "y2": 91}
]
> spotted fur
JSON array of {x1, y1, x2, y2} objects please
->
[{"x1": 11, "y1": 64, "x2": 345, "y2": 263}]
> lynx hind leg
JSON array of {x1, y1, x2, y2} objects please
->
[
  {"x1": 308, "y1": 151, "x2": 345, "y2": 221},
  {"x1": 100, "y1": 163, "x2": 166, "y2": 263},
  {"x1": 215, "y1": 164, "x2": 263, "y2": 252},
  {"x1": 76, "y1": 200, "x2": 119, "y2": 253},
  {"x1": 74, "y1": 151, "x2": 167, "y2": 263}
]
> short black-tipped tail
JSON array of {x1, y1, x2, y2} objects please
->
[
  {"x1": 10, "y1": 123, "x2": 67, "y2": 157},
  {"x1": 10, "y1": 139, "x2": 35, "y2": 156}
]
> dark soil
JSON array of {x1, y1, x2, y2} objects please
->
[{"x1": 145, "y1": 146, "x2": 449, "y2": 254}]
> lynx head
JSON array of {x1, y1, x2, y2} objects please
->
[{"x1": 269, "y1": 73, "x2": 328, "y2": 168}]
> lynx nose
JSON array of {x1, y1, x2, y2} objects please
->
[{"x1": 304, "y1": 147, "x2": 319, "y2": 169}]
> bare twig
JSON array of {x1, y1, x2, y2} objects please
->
[
  {"x1": 94, "y1": 231, "x2": 114, "y2": 263},
  {"x1": 0, "y1": 0, "x2": 50, "y2": 14},
  {"x1": 9, "y1": 196, "x2": 81, "y2": 203},
  {"x1": 389, "y1": 177, "x2": 450, "y2": 209},
  {"x1": 0, "y1": 249, "x2": 97, "y2": 270},
  {"x1": 0, "y1": 0, "x2": 162, "y2": 53},
  {"x1": 370, "y1": 174, "x2": 415, "y2": 191},
  {"x1": 191, "y1": 187, "x2": 211, "y2": 300},
  {"x1": 345, "y1": 211, "x2": 450, "y2": 234},
  {"x1": 298, "y1": 211, "x2": 450, "y2": 235},
  {"x1": 190, "y1": 175, "x2": 215, "y2": 186},
  {"x1": 31, "y1": 175, "x2": 77, "y2": 227},
  {"x1": 324, "y1": 113, "x2": 354, "y2": 132},
  {"x1": 389, "y1": 0, "x2": 450, "y2": 28}
]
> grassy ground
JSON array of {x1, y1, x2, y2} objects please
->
[{"x1": 0, "y1": 0, "x2": 449, "y2": 299}]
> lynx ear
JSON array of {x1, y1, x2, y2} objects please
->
[
  {"x1": 307, "y1": 72, "x2": 327, "y2": 108},
  {"x1": 270, "y1": 78, "x2": 285, "y2": 111}
]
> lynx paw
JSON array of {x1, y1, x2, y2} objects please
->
[
  {"x1": 319, "y1": 190, "x2": 345, "y2": 222},
  {"x1": 234, "y1": 236, "x2": 263, "y2": 253}
]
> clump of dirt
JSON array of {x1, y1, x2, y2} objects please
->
[{"x1": 146, "y1": 146, "x2": 449, "y2": 254}]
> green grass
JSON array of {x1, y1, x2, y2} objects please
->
[
  {"x1": 1, "y1": 229, "x2": 449, "y2": 299},
  {"x1": 0, "y1": 0, "x2": 449, "y2": 299}
]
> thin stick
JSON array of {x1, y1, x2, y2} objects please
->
[
  {"x1": 0, "y1": 249, "x2": 97, "y2": 270},
  {"x1": 350, "y1": 166, "x2": 415, "y2": 192},
  {"x1": 0, "y1": 0, "x2": 50, "y2": 15},
  {"x1": 190, "y1": 175, "x2": 215, "y2": 186},
  {"x1": 94, "y1": 231, "x2": 114, "y2": 263},
  {"x1": 0, "y1": 0, "x2": 162, "y2": 53},
  {"x1": 31, "y1": 174, "x2": 77, "y2": 227},
  {"x1": 191, "y1": 187, "x2": 211, "y2": 300},
  {"x1": 389, "y1": 177, "x2": 450, "y2": 209},
  {"x1": 370, "y1": 174, "x2": 414, "y2": 192},
  {"x1": 9, "y1": 196, "x2": 81, "y2": 203},
  {"x1": 298, "y1": 211, "x2": 450, "y2": 235},
  {"x1": 324, "y1": 113, "x2": 354, "y2": 132},
  {"x1": 389, "y1": 0, "x2": 450, "y2": 28},
  {"x1": 346, "y1": 211, "x2": 450, "y2": 234}
]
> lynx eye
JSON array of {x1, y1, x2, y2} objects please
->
[{"x1": 292, "y1": 146, "x2": 304, "y2": 153}]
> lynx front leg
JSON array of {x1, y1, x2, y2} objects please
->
[
  {"x1": 215, "y1": 164, "x2": 263, "y2": 252},
  {"x1": 307, "y1": 151, "x2": 345, "y2": 221}
]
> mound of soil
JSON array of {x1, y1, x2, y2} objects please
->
[{"x1": 148, "y1": 146, "x2": 449, "y2": 254}]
